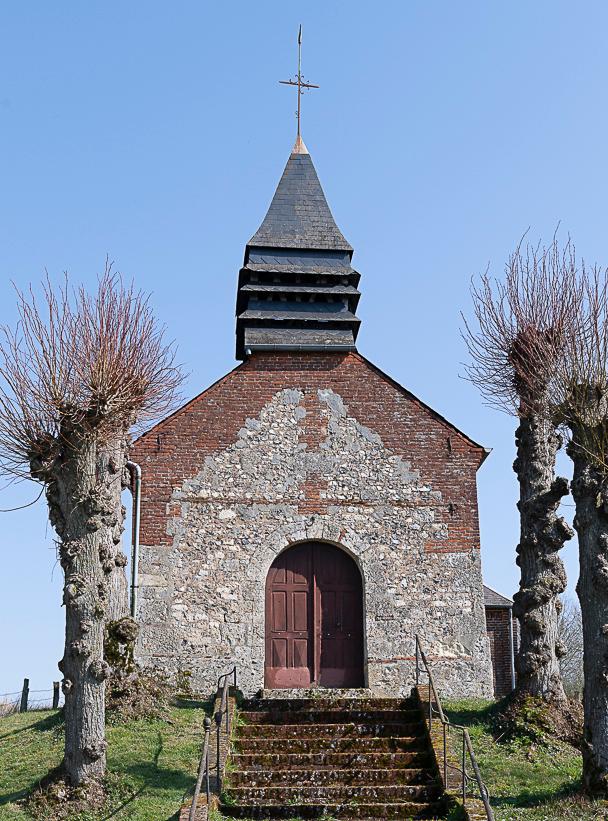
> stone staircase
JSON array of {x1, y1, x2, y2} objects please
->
[{"x1": 218, "y1": 694, "x2": 447, "y2": 819}]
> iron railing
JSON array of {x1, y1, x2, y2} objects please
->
[
  {"x1": 415, "y1": 635, "x2": 494, "y2": 821},
  {"x1": 189, "y1": 665, "x2": 237, "y2": 821}
]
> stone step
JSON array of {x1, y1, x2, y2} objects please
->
[
  {"x1": 243, "y1": 698, "x2": 416, "y2": 712},
  {"x1": 222, "y1": 784, "x2": 442, "y2": 804},
  {"x1": 240, "y1": 709, "x2": 421, "y2": 725},
  {"x1": 218, "y1": 800, "x2": 446, "y2": 818},
  {"x1": 238, "y1": 722, "x2": 424, "y2": 740},
  {"x1": 260, "y1": 688, "x2": 375, "y2": 701},
  {"x1": 229, "y1": 767, "x2": 430, "y2": 787},
  {"x1": 231, "y1": 750, "x2": 433, "y2": 770},
  {"x1": 221, "y1": 694, "x2": 446, "y2": 820},
  {"x1": 234, "y1": 736, "x2": 427, "y2": 755}
]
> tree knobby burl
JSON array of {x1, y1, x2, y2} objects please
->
[
  {"x1": 0, "y1": 268, "x2": 182, "y2": 786},
  {"x1": 463, "y1": 238, "x2": 579, "y2": 702}
]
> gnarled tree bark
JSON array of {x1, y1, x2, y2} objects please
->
[
  {"x1": 37, "y1": 431, "x2": 127, "y2": 785},
  {"x1": 569, "y1": 431, "x2": 608, "y2": 795},
  {"x1": 99, "y1": 442, "x2": 130, "y2": 624},
  {"x1": 512, "y1": 412, "x2": 573, "y2": 701}
]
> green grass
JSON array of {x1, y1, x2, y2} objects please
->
[
  {"x1": 443, "y1": 698, "x2": 608, "y2": 821},
  {"x1": 0, "y1": 702, "x2": 210, "y2": 820}
]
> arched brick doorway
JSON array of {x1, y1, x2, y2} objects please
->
[{"x1": 264, "y1": 541, "x2": 364, "y2": 689}]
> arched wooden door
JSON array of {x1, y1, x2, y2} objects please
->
[{"x1": 265, "y1": 542, "x2": 364, "y2": 689}]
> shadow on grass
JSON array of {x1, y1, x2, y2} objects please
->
[
  {"x1": 114, "y1": 729, "x2": 196, "y2": 814},
  {"x1": 0, "y1": 713, "x2": 64, "y2": 806},
  {"x1": 0, "y1": 709, "x2": 62, "y2": 743},
  {"x1": 123, "y1": 761, "x2": 195, "y2": 793},
  {"x1": 100, "y1": 784, "x2": 147, "y2": 820},
  {"x1": 0, "y1": 787, "x2": 31, "y2": 806},
  {"x1": 0, "y1": 763, "x2": 64, "y2": 808},
  {"x1": 491, "y1": 779, "x2": 581, "y2": 809}
]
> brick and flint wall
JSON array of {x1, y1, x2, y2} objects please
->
[
  {"x1": 130, "y1": 351, "x2": 494, "y2": 698},
  {"x1": 485, "y1": 606, "x2": 518, "y2": 698}
]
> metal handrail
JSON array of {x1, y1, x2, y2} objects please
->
[
  {"x1": 189, "y1": 665, "x2": 237, "y2": 820},
  {"x1": 189, "y1": 716, "x2": 211, "y2": 821},
  {"x1": 415, "y1": 635, "x2": 494, "y2": 820}
]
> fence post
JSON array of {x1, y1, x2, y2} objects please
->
[
  {"x1": 19, "y1": 678, "x2": 29, "y2": 713},
  {"x1": 52, "y1": 681, "x2": 60, "y2": 709}
]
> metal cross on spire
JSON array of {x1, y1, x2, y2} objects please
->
[{"x1": 279, "y1": 25, "x2": 319, "y2": 140}]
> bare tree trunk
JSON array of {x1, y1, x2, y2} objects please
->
[
  {"x1": 569, "y1": 433, "x2": 608, "y2": 795},
  {"x1": 100, "y1": 439, "x2": 130, "y2": 623},
  {"x1": 512, "y1": 412, "x2": 572, "y2": 700},
  {"x1": 42, "y1": 432, "x2": 126, "y2": 786}
]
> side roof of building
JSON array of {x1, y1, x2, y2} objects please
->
[{"x1": 483, "y1": 585, "x2": 514, "y2": 608}]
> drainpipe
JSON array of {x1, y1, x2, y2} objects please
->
[
  {"x1": 127, "y1": 461, "x2": 142, "y2": 619},
  {"x1": 508, "y1": 605, "x2": 516, "y2": 691}
]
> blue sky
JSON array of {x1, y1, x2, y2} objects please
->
[{"x1": 1, "y1": 1, "x2": 606, "y2": 693}]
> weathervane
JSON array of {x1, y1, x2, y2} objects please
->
[{"x1": 280, "y1": 25, "x2": 319, "y2": 139}]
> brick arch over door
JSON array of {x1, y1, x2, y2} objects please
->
[{"x1": 264, "y1": 541, "x2": 364, "y2": 689}]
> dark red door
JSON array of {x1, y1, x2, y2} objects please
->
[
  {"x1": 265, "y1": 543, "x2": 314, "y2": 688},
  {"x1": 265, "y1": 542, "x2": 364, "y2": 689},
  {"x1": 316, "y1": 545, "x2": 364, "y2": 687}
]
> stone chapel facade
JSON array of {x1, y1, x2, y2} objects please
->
[{"x1": 131, "y1": 137, "x2": 495, "y2": 699}]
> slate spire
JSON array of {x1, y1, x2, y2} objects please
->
[
  {"x1": 248, "y1": 141, "x2": 352, "y2": 252},
  {"x1": 235, "y1": 143, "x2": 361, "y2": 360}
]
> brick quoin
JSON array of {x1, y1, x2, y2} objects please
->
[{"x1": 131, "y1": 351, "x2": 486, "y2": 554}]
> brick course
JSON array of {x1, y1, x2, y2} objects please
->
[{"x1": 132, "y1": 352, "x2": 485, "y2": 553}]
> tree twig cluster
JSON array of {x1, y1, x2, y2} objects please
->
[
  {"x1": 462, "y1": 238, "x2": 582, "y2": 416},
  {"x1": 554, "y1": 268, "x2": 608, "y2": 469},
  {"x1": 0, "y1": 264, "x2": 183, "y2": 479}
]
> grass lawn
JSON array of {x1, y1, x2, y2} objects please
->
[
  {"x1": 443, "y1": 699, "x2": 608, "y2": 821},
  {"x1": 0, "y1": 702, "x2": 209, "y2": 820}
]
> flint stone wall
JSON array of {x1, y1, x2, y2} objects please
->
[{"x1": 134, "y1": 366, "x2": 493, "y2": 699}]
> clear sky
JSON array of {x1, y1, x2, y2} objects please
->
[{"x1": 1, "y1": 1, "x2": 606, "y2": 694}]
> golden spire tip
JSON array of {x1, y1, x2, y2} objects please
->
[{"x1": 292, "y1": 134, "x2": 309, "y2": 155}]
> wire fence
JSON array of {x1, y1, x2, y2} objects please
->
[{"x1": 0, "y1": 679, "x2": 64, "y2": 717}]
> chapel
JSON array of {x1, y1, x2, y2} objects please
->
[{"x1": 130, "y1": 134, "x2": 512, "y2": 700}]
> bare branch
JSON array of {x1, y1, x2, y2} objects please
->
[
  {"x1": 0, "y1": 264, "x2": 184, "y2": 479},
  {"x1": 462, "y1": 237, "x2": 582, "y2": 416},
  {"x1": 553, "y1": 266, "x2": 608, "y2": 470}
]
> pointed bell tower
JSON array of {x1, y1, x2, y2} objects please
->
[
  {"x1": 235, "y1": 27, "x2": 361, "y2": 360},
  {"x1": 235, "y1": 138, "x2": 362, "y2": 359}
]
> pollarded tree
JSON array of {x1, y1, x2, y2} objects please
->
[
  {"x1": 554, "y1": 267, "x2": 608, "y2": 794},
  {"x1": 0, "y1": 269, "x2": 181, "y2": 786},
  {"x1": 463, "y1": 239, "x2": 579, "y2": 702}
]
